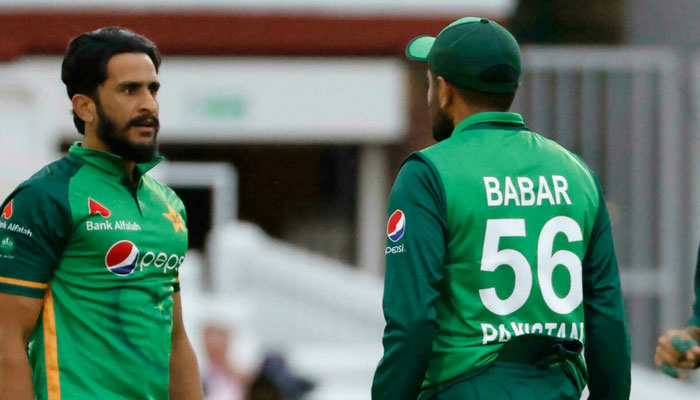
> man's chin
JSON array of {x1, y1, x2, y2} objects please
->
[
  {"x1": 131, "y1": 137, "x2": 156, "y2": 149},
  {"x1": 109, "y1": 140, "x2": 158, "y2": 163},
  {"x1": 122, "y1": 132, "x2": 159, "y2": 163},
  {"x1": 129, "y1": 144, "x2": 158, "y2": 163}
]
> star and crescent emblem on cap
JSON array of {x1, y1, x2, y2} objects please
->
[{"x1": 162, "y1": 204, "x2": 187, "y2": 233}]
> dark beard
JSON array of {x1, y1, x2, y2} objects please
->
[
  {"x1": 95, "y1": 104, "x2": 159, "y2": 163},
  {"x1": 431, "y1": 106, "x2": 455, "y2": 142}
]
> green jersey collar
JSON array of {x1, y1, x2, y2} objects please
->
[
  {"x1": 453, "y1": 112, "x2": 526, "y2": 134},
  {"x1": 68, "y1": 142, "x2": 164, "y2": 177}
]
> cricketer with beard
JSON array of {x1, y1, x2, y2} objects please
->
[
  {"x1": 0, "y1": 27, "x2": 203, "y2": 400},
  {"x1": 372, "y1": 17, "x2": 630, "y2": 400}
]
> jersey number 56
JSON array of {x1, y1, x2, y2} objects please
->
[{"x1": 480, "y1": 217, "x2": 583, "y2": 316}]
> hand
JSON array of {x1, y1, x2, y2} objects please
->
[{"x1": 654, "y1": 327, "x2": 700, "y2": 378}]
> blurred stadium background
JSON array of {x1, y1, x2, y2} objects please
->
[{"x1": 2, "y1": 0, "x2": 700, "y2": 398}]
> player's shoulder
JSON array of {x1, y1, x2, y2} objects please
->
[
  {"x1": 8, "y1": 155, "x2": 83, "y2": 201},
  {"x1": 393, "y1": 152, "x2": 445, "y2": 199},
  {"x1": 531, "y1": 131, "x2": 594, "y2": 173},
  {"x1": 0, "y1": 156, "x2": 81, "y2": 224},
  {"x1": 529, "y1": 130, "x2": 579, "y2": 158},
  {"x1": 399, "y1": 152, "x2": 439, "y2": 179},
  {"x1": 141, "y1": 174, "x2": 178, "y2": 197},
  {"x1": 417, "y1": 135, "x2": 453, "y2": 158},
  {"x1": 141, "y1": 175, "x2": 185, "y2": 207}
]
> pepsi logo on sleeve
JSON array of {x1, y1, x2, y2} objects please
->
[{"x1": 387, "y1": 210, "x2": 406, "y2": 242}]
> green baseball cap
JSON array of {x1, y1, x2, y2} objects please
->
[{"x1": 406, "y1": 17, "x2": 521, "y2": 93}]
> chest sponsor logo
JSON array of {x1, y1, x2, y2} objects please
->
[
  {"x1": 86, "y1": 220, "x2": 142, "y2": 231},
  {"x1": 387, "y1": 209, "x2": 406, "y2": 243},
  {"x1": 88, "y1": 198, "x2": 111, "y2": 217},
  {"x1": 1, "y1": 200, "x2": 12, "y2": 220},
  {"x1": 105, "y1": 239, "x2": 185, "y2": 276},
  {"x1": 105, "y1": 240, "x2": 140, "y2": 276}
]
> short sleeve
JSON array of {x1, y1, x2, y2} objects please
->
[{"x1": 0, "y1": 183, "x2": 72, "y2": 298}]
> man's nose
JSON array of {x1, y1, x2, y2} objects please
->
[{"x1": 139, "y1": 88, "x2": 158, "y2": 114}]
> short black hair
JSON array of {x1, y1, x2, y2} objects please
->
[
  {"x1": 431, "y1": 72, "x2": 515, "y2": 112},
  {"x1": 61, "y1": 26, "x2": 161, "y2": 134},
  {"x1": 454, "y1": 85, "x2": 516, "y2": 112}
]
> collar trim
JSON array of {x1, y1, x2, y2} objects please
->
[
  {"x1": 68, "y1": 142, "x2": 163, "y2": 178},
  {"x1": 452, "y1": 112, "x2": 525, "y2": 134}
]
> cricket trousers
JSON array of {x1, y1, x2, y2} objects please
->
[
  {"x1": 431, "y1": 361, "x2": 580, "y2": 400},
  {"x1": 429, "y1": 335, "x2": 582, "y2": 400}
]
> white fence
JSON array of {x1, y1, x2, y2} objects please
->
[{"x1": 516, "y1": 46, "x2": 685, "y2": 364}]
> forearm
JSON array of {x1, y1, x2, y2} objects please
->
[
  {"x1": 372, "y1": 320, "x2": 435, "y2": 400},
  {"x1": 169, "y1": 334, "x2": 203, "y2": 400},
  {"x1": 0, "y1": 346, "x2": 34, "y2": 400},
  {"x1": 582, "y1": 179, "x2": 631, "y2": 398},
  {"x1": 584, "y1": 290, "x2": 631, "y2": 399}
]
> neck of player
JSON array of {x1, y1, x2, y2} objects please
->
[{"x1": 82, "y1": 128, "x2": 137, "y2": 183}]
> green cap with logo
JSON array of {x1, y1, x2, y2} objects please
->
[{"x1": 406, "y1": 17, "x2": 521, "y2": 93}]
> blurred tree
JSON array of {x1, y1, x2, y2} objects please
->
[{"x1": 510, "y1": 0, "x2": 623, "y2": 44}]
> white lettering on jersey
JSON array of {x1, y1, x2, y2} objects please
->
[
  {"x1": 481, "y1": 321, "x2": 585, "y2": 345},
  {"x1": 484, "y1": 176, "x2": 572, "y2": 206},
  {"x1": 0, "y1": 221, "x2": 33, "y2": 237},
  {"x1": 553, "y1": 175, "x2": 572, "y2": 205},
  {"x1": 537, "y1": 176, "x2": 555, "y2": 206},
  {"x1": 517, "y1": 177, "x2": 535, "y2": 206},
  {"x1": 483, "y1": 177, "x2": 503, "y2": 206},
  {"x1": 87, "y1": 220, "x2": 142, "y2": 231},
  {"x1": 503, "y1": 177, "x2": 520, "y2": 206}
]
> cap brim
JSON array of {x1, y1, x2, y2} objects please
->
[{"x1": 406, "y1": 36, "x2": 435, "y2": 62}]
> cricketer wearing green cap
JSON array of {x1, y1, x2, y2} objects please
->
[{"x1": 371, "y1": 17, "x2": 631, "y2": 400}]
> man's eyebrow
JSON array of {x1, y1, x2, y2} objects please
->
[{"x1": 116, "y1": 80, "x2": 160, "y2": 89}]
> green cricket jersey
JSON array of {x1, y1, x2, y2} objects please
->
[
  {"x1": 372, "y1": 112, "x2": 630, "y2": 399},
  {"x1": 0, "y1": 142, "x2": 187, "y2": 400}
]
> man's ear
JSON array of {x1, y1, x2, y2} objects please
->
[
  {"x1": 72, "y1": 94, "x2": 97, "y2": 125},
  {"x1": 436, "y1": 76, "x2": 454, "y2": 110}
]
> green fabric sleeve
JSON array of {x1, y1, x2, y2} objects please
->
[
  {"x1": 372, "y1": 154, "x2": 447, "y2": 400},
  {"x1": 581, "y1": 176, "x2": 631, "y2": 399},
  {"x1": 0, "y1": 181, "x2": 72, "y2": 298}
]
